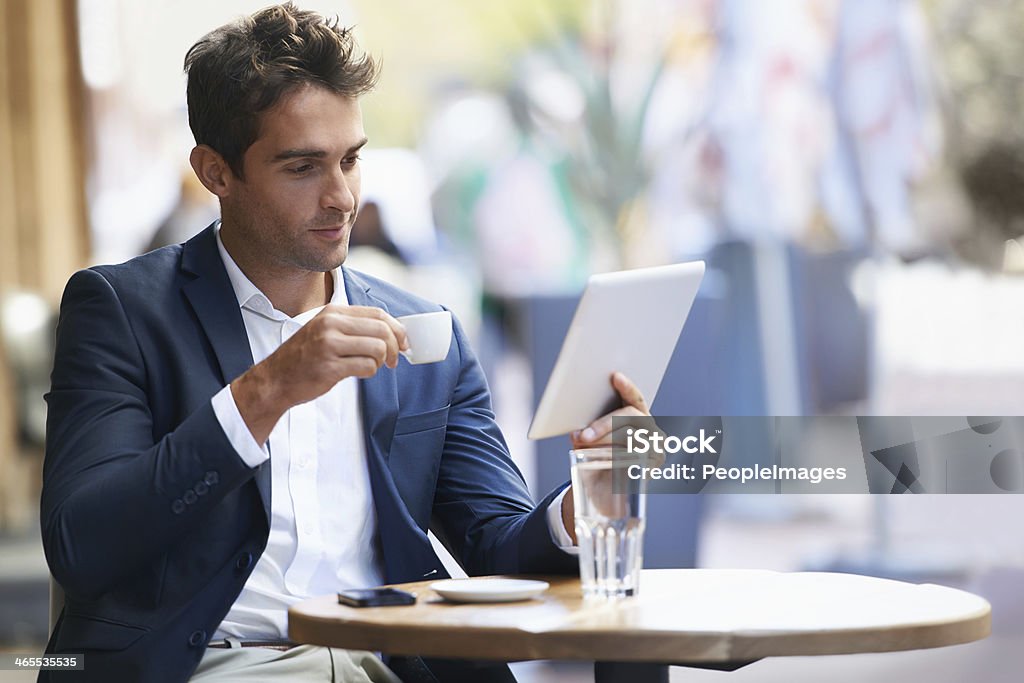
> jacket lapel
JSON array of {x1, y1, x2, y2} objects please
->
[
  {"x1": 343, "y1": 268, "x2": 439, "y2": 582},
  {"x1": 180, "y1": 224, "x2": 271, "y2": 524},
  {"x1": 180, "y1": 226, "x2": 254, "y2": 383},
  {"x1": 343, "y1": 268, "x2": 399, "y2": 461}
]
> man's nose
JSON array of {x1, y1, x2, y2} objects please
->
[{"x1": 321, "y1": 168, "x2": 355, "y2": 214}]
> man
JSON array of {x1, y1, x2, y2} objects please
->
[{"x1": 40, "y1": 4, "x2": 648, "y2": 682}]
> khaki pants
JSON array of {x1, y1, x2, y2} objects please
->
[{"x1": 189, "y1": 644, "x2": 403, "y2": 683}]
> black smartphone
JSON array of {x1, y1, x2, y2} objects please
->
[{"x1": 337, "y1": 587, "x2": 417, "y2": 607}]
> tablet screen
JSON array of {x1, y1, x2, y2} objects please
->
[{"x1": 527, "y1": 261, "x2": 705, "y2": 440}]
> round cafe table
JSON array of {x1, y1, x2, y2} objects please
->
[{"x1": 288, "y1": 568, "x2": 991, "y2": 683}]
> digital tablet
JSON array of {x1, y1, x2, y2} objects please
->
[{"x1": 527, "y1": 261, "x2": 705, "y2": 440}]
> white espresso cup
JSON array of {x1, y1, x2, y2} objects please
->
[{"x1": 397, "y1": 311, "x2": 452, "y2": 365}]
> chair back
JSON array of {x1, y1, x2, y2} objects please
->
[{"x1": 49, "y1": 576, "x2": 65, "y2": 635}]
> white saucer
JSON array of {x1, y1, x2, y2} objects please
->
[{"x1": 429, "y1": 579, "x2": 550, "y2": 603}]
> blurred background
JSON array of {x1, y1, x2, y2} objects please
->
[{"x1": 2, "y1": 0, "x2": 1024, "y2": 680}]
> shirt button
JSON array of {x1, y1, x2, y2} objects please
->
[
  {"x1": 183, "y1": 489, "x2": 198, "y2": 505},
  {"x1": 195, "y1": 481, "x2": 209, "y2": 496},
  {"x1": 188, "y1": 630, "x2": 207, "y2": 648},
  {"x1": 203, "y1": 471, "x2": 219, "y2": 486},
  {"x1": 171, "y1": 499, "x2": 186, "y2": 515},
  {"x1": 235, "y1": 552, "x2": 253, "y2": 571}
]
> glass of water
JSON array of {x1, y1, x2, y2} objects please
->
[{"x1": 570, "y1": 447, "x2": 647, "y2": 599}]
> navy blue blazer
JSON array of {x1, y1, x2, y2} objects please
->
[{"x1": 40, "y1": 224, "x2": 576, "y2": 682}]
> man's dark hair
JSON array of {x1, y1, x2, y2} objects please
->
[{"x1": 184, "y1": 2, "x2": 378, "y2": 179}]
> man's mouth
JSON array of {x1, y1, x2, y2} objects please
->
[{"x1": 310, "y1": 225, "x2": 347, "y2": 240}]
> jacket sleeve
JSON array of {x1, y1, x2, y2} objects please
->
[
  {"x1": 41, "y1": 268, "x2": 257, "y2": 601},
  {"x1": 429, "y1": 313, "x2": 578, "y2": 576}
]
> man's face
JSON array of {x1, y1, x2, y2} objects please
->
[{"x1": 223, "y1": 84, "x2": 367, "y2": 274}]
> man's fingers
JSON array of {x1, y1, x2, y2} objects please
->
[
  {"x1": 326, "y1": 336, "x2": 389, "y2": 369},
  {"x1": 335, "y1": 355, "x2": 385, "y2": 379},
  {"x1": 383, "y1": 314, "x2": 409, "y2": 352},
  {"x1": 574, "y1": 406, "x2": 646, "y2": 446},
  {"x1": 320, "y1": 307, "x2": 406, "y2": 366},
  {"x1": 332, "y1": 316, "x2": 400, "y2": 367},
  {"x1": 612, "y1": 372, "x2": 649, "y2": 414},
  {"x1": 332, "y1": 315, "x2": 391, "y2": 339},
  {"x1": 325, "y1": 304, "x2": 409, "y2": 351},
  {"x1": 568, "y1": 375, "x2": 650, "y2": 448}
]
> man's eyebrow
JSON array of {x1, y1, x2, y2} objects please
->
[
  {"x1": 271, "y1": 138, "x2": 369, "y2": 162},
  {"x1": 272, "y1": 149, "x2": 327, "y2": 162}
]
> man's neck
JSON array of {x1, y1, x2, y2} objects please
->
[
  {"x1": 258, "y1": 270, "x2": 334, "y2": 317},
  {"x1": 220, "y1": 226, "x2": 334, "y2": 317}
]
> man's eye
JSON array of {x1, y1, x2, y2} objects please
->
[
  {"x1": 342, "y1": 155, "x2": 361, "y2": 167},
  {"x1": 289, "y1": 164, "x2": 314, "y2": 174}
]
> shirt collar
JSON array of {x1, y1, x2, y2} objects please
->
[{"x1": 214, "y1": 221, "x2": 347, "y2": 319}]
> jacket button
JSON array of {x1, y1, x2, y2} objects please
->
[
  {"x1": 235, "y1": 552, "x2": 253, "y2": 571},
  {"x1": 203, "y1": 471, "x2": 219, "y2": 486},
  {"x1": 171, "y1": 499, "x2": 186, "y2": 515},
  {"x1": 188, "y1": 630, "x2": 207, "y2": 648},
  {"x1": 195, "y1": 481, "x2": 209, "y2": 496},
  {"x1": 183, "y1": 489, "x2": 198, "y2": 505}
]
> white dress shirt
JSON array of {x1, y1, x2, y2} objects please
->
[
  {"x1": 210, "y1": 228, "x2": 381, "y2": 640},
  {"x1": 208, "y1": 226, "x2": 575, "y2": 640}
]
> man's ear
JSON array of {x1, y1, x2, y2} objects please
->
[{"x1": 189, "y1": 145, "x2": 236, "y2": 198}]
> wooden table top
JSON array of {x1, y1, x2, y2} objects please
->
[{"x1": 287, "y1": 568, "x2": 991, "y2": 664}]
